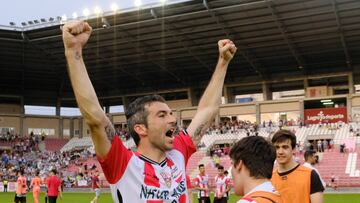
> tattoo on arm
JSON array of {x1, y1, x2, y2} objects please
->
[
  {"x1": 192, "y1": 123, "x2": 206, "y2": 144},
  {"x1": 75, "y1": 51, "x2": 82, "y2": 60},
  {"x1": 105, "y1": 123, "x2": 116, "y2": 143}
]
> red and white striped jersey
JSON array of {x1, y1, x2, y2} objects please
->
[
  {"x1": 98, "y1": 130, "x2": 196, "y2": 203},
  {"x1": 194, "y1": 174, "x2": 209, "y2": 198},
  {"x1": 214, "y1": 175, "x2": 229, "y2": 198}
]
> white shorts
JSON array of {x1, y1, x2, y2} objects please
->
[{"x1": 94, "y1": 188, "x2": 101, "y2": 197}]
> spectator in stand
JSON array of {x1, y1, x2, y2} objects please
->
[
  {"x1": 317, "y1": 140, "x2": 322, "y2": 153},
  {"x1": 330, "y1": 173, "x2": 337, "y2": 190},
  {"x1": 340, "y1": 143, "x2": 346, "y2": 153},
  {"x1": 223, "y1": 144, "x2": 230, "y2": 155},
  {"x1": 46, "y1": 169, "x2": 62, "y2": 203}
]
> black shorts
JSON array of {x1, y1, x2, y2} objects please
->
[
  {"x1": 198, "y1": 197, "x2": 211, "y2": 203},
  {"x1": 48, "y1": 196, "x2": 58, "y2": 203},
  {"x1": 14, "y1": 195, "x2": 26, "y2": 203},
  {"x1": 213, "y1": 197, "x2": 228, "y2": 203}
]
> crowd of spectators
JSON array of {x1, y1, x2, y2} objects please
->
[{"x1": 0, "y1": 132, "x2": 100, "y2": 189}]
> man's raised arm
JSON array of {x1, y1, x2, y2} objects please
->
[
  {"x1": 187, "y1": 39, "x2": 237, "y2": 146},
  {"x1": 62, "y1": 20, "x2": 114, "y2": 158}
]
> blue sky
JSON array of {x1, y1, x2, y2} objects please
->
[{"x1": 0, "y1": 0, "x2": 188, "y2": 26}]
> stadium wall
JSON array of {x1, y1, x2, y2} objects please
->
[
  {"x1": 0, "y1": 104, "x2": 21, "y2": 114},
  {"x1": 113, "y1": 114, "x2": 126, "y2": 123},
  {"x1": 352, "y1": 95, "x2": 360, "y2": 106},
  {"x1": 219, "y1": 103, "x2": 255, "y2": 116},
  {"x1": 0, "y1": 115, "x2": 21, "y2": 134},
  {"x1": 23, "y1": 117, "x2": 59, "y2": 136},
  {"x1": 63, "y1": 118, "x2": 71, "y2": 137},
  {"x1": 260, "y1": 100, "x2": 300, "y2": 113},
  {"x1": 1, "y1": 94, "x2": 360, "y2": 137},
  {"x1": 166, "y1": 99, "x2": 192, "y2": 109}
]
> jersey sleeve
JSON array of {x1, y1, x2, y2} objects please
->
[
  {"x1": 310, "y1": 170, "x2": 325, "y2": 194},
  {"x1": 194, "y1": 177, "x2": 200, "y2": 187},
  {"x1": 173, "y1": 130, "x2": 196, "y2": 166},
  {"x1": 225, "y1": 178, "x2": 230, "y2": 186},
  {"x1": 186, "y1": 175, "x2": 192, "y2": 189},
  {"x1": 97, "y1": 135, "x2": 133, "y2": 184}
]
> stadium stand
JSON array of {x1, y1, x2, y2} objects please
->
[
  {"x1": 60, "y1": 137, "x2": 93, "y2": 152},
  {"x1": 44, "y1": 138, "x2": 69, "y2": 152},
  {"x1": 1, "y1": 0, "x2": 360, "y2": 195}
]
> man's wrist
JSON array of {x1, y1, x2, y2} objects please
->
[
  {"x1": 65, "y1": 49, "x2": 82, "y2": 58},
  {"x1": 218, "y1": 57, "x2": 230, "y2": 66}
]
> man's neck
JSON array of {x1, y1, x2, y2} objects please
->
[
  {"x1": 243, "y1": 178, "x2": 269, "y2": 196},
  {"x1": 278, "y1": 160, "x2": 299, "y2": 173},
  {"x1": 137, "y1": 144, "x2": 166, "y2": 163},
  {"x1": 305, "y1": 161, "x2": 313, "y2": 166}
]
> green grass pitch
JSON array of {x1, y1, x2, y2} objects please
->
[{"x1": 1, "y1": 192, "x2": 360, "y2": 203}]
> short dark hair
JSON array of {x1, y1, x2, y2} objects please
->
[
  {"x1": 217, "y1": 165, "x2": 224, "y2": 170},
  {"x1": 224, "y1": 170, "x2": 229, "y2": 175},
  {"x1": 50, "y1": 169, "x2": 58, "y2": 175},
  {"x1": 125, "y1": 95, "x2": 166, "y2": 146},
  {"x1": 304, "y1": 150, "x2": 316, "y2": 161},
  {"x1": 17, "y1": 170, "x2": 24, "y2": 176},
  {"x1": 229, "y1": 136, "x2": 276, "y2": 179},
  {"x1": 198, "y1": 164, "x2": 205, "y2": 168},
  {"x1": 271, "y1": 129, "x2": 296, "y2": 149}
]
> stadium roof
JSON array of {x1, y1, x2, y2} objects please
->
[{"x1": 0, "y1": 0, "x2": 359, "y2": 107}]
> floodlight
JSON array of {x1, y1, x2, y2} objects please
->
[
  {"x1": 60, "y1": 15, "x2": 67, "y2": 22},
  {"x1": 49, "y1": 17, "x2": 54, "y2": 22},
  {"x1": 111, "y1": 3, "x2": 119, "y2": 12},
  {"x1": 21, "y1": 22, "x2": 27, "y2": 26},
  {"x1": 28, "y1": 21, "x2": 34, "y2": 25},
  {"x1": 72, "y1": 12, "x2": 78, "y2": 19},
  {"x1": 41, "y1": 18, "x2": 46, "y2": 23},
  {"x1": 34, "y1": 20, "x2": 40, "y2": 24},
  {"x1": 9, "y1": 22, "x2": 16, "y2": 26},
  {"x1": 83, "y1": 8, "x2": 90, "y2": 17},
  {"x1": 94, "y1": 6, "x2": 103, "y2": 15},
  {"x1": 135, "y1": 0, "x2": 142, "y2": 7}
]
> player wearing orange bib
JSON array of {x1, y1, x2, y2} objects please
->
[
  {"x1": 15, "y1": 170, "x2": 27, "y2": 203},
  {"x1": 30, "y1": 171, "x2": 42, "y2": 203},
  {"x1": 271, "y1": 130, "x2": 324, "y2": 203}
]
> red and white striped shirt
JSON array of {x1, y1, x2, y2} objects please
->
[
  {"x1": 214, "y1": 175, "x2": 229, "y2": 198},
  {"x1": 194, "y1": 174, "x2": 209, "y2": 198},
  {"x1": 98, "y1": 130, "x2": 196, "y2": 203}
]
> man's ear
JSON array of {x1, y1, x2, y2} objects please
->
[
  {"x1": 234, "y1": 160, "x2": 243, "y2": 171},
  {"x1": 134, "y1": 124, "x2": 147, "y2": 137}
]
